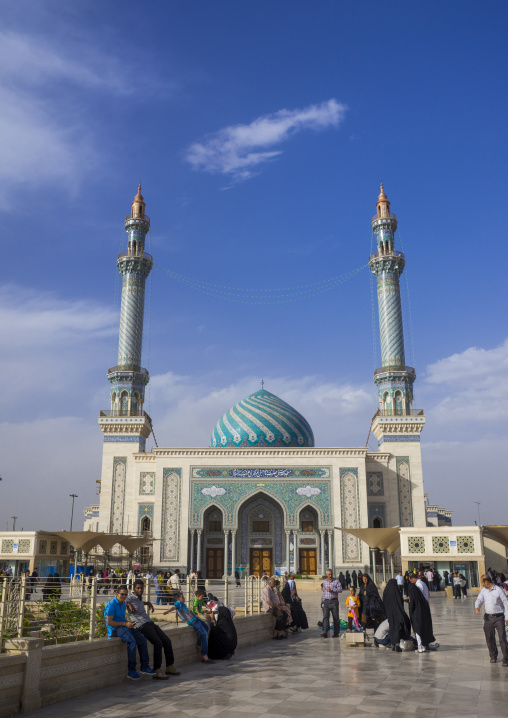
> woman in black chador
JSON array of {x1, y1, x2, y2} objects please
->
[
  {"x1": 408, "y1": 581, "x2": 436, "y2": 653},
  {"x1": 383, "y1": 578, "x2": 411, "y2": 652},
  {"x1": 357, "y1": 573, "x2": 385, "y2": 632},
  {"x1": 281, "y1": 576, "x2": 309, "y2": 631},
  {"x1": 208, "y1": 607, "x2": 238, "y2": 660},
  {"x1": 351, "y1": 570, "x2": 358, "y2": 589}
]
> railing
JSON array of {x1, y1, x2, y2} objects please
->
[
  {"x1": 125, "y1": 213, "x2": 150, "y2": 225},
  {"x1": 372, "y1": 212, "x2": 397, "y2": 223},
  {"x1": 374, "y1": 365, "x2": 415, "y2": 376},
  {"x1": 374, "y1": 409, "x2": 424, "y2": 417},
  {"x1": 117, "y1": 250, "x2": 152, "y2": 262},
  {"x1": 106, "y1": 365, "x2": 149, "y2": 376},
  {"x1": 0, "y1": 574, "x2": 263, "y2": 649},
  {"x1": 369, "y1": 249, "x2": 404, "y2": 262},
  {"x1": 99, "y1": 409, "x2": 151, "y2": 419}
]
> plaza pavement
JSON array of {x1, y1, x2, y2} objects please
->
[{"x1": 32, "y1": 592, "x2": 508, "y2": 718}]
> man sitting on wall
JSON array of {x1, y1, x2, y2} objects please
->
[
  {"x1": 127, "y1": 579, "x2": 181, "y2": 680},
  {"x1": 104, "y1": 584, "x2": 156, "y2": 681}
]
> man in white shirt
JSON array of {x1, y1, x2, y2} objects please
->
[
  {"x1": 169, "y1": 570, "x2": 181, "y2": 592},
  {"x1": 425, "y1": 569, "x2": 433, "y2": 587},
  {"x1": 475, "y1": 574, "x2": 508, "y2": 666},
  {"x1": 411, "y1": 574, "x2": 429, "y2": 601}
]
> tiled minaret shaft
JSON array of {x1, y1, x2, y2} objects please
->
[
  {"x1": 369, "y1": 185, "x2": 414, "y2": 415},
  {"x1": 106, "y1": 186, "x2": 153, "y2": 417}
]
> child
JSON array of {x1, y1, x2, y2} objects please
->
[
  {"x1": 164, "y1": 592, "x2": 214, "y2": 663},
  {"x1": 345, "y1": 586, "x2": 361, "y2": 632},
  {"x1": 193, "y1": 589, "x2": 212, "y2": 620}
]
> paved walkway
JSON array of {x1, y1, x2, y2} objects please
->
[{"x1": 34, "y1": 594, "x2": 508, "y2": 718}]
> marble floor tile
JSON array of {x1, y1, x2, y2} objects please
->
[{"x1": 30, "y1": 595, "x2": 508, "y2": 718}]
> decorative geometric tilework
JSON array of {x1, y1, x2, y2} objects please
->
[
  {"x1": 367, "y1": 472, "x2": 384, "y2": 496},
  {"x1": 193, "y1": 467, "x2": 330, "y2": 479},
  {"x1": 368, "y1": 503, "x2": 386, "y2": 527},
  {"x1": 190, "y1": 473, "x2": 332, "y2": 527},
  {"x1": 39, "y1": 540, "x2": 47, "y2": 555},
  {"x1": 396, "y1": 457, "x2": 413, "y2": 526},
  {"x1": 340, "y1": 468, "x2": 360, "y2": 562},
  {"x1": 457, "y1": 535, "x2": 475, "y2": 553},
  {"x1": 161, "y1": 469, "x2": 181, "y2": 561},
  {"x1": 50, "y1": 540, "x2": 58, "y2": 555},
  {"x1": 299, "y1": 537, "x2": 316, "y2": 545},
  {"x1": 139, "y1": 472, "x2": 155, "y2": 495},
  {"x1": 104, "y1": 435, "x2": 146, "y2": 448},
  {"x1": 1, "y1": 539, "x2": 14, "y2": 553},
  {"x1": 17, "y1": 539, "x2": 30, "y2": 553},
  {"x1": 407, "y1": 536, "x2": 425, "y2": 554},
  {"x1": 432, "y1": 536, "x2": 450, "y2": 553},
  {"x1": 60, "y1": 542, "x2": 68, "y2": 555},
  {"x1": 110, "y1": 457, "x2": 127, "y2": 533}
]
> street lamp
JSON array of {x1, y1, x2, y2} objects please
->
[
  {"x1": 11, "y1": 516, "x2": 18, "y2": 531},
  {"x1": 69, "y1": 494, "x2": 78, "y2": 531},
  {"x1": 473, "y1": 501, "x2": 481, "y2": 526}
]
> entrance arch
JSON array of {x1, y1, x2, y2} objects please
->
[{"x1": 238, "y1": 492, "x2": 284, "y2": 576}]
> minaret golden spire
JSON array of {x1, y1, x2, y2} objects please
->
[{"x1": 131, "y1": 184, "x2": 145, "y2": 218}]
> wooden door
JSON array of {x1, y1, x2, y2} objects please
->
[
  {"x1": 250, "y1": 549, "x2": 272, "y2": 577},
  {"x1": 206, "y1": 548, "x2": 224, "y2": 579},
  {"x1": 299, "y1": 549, "x2": 317, "y2": 574}
]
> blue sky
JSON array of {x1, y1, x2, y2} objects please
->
[{"x1": 0, "y1": 1, "x2": 507, "y2": 530}]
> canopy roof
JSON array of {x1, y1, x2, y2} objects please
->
[
  {"x1": 335, "y1": 526, "x2": 401, "y2": 552},
  {"x1": 481, "y1": 526, "x2": 508, "y2": 548},
  {"x1": 40, "y1": 531, "x2": 152, "y2": 553}
]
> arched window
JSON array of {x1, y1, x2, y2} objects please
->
[
  {"x1": 141, "y1": 516, "x2": 151, "y2": 536},
  {"x1": 120, "y1": 392, "x2": 129, "y2": 413},
  {"x1": 394, "y1": 391, "x2": 403, "y2": 415},
  {"x1": 373, "y1": 517, "x2": 382, "y2": 529},
  {"x1": 131, "y1": 392, "x2": 139, "y2": 416}
]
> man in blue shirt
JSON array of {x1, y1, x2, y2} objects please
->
[{"x1": 104, "y1": 584, "x2": 155, "y2": 680}]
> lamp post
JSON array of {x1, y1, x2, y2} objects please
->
[
  {"x1": 69, "y1": 494, "x2": 78, "y2": 531},
  {"x1": 11, "y1": 516, "x2": 18, "y2": 531},
  {"x1": 473, "y1": 501, "x2": 481, "y2": 526}
]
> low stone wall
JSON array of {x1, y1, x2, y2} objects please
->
[{"x1": 0, "y1": 613, "x2": 273, "y2": 717}]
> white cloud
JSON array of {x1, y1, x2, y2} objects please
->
[
  {"x1": 424, "y1": 339, "x2": 508, "y2": 425},
  {"x1": 185, "y1": 99, "x2": 347, "y2": 182},
  {"x1": 0, "y1": 284, "x2": 116, "y2": 418},
  {"x1": 0, "y1": 30, "x2": 132, "y2": 94},
  {"x1": 149, "y1": 371, "x2": 374, "y2": 448}
]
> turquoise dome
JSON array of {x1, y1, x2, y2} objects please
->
[{"x1": 211, "y1": 389, "x2": 315, "y2": 448}]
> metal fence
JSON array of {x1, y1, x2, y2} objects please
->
[{"x1": 0, "y1": 575, "x2": 263, "y2": 651}]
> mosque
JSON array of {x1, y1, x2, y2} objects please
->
[{"x1": 90, "y1": 185, "x2": 427, "y2": 577}]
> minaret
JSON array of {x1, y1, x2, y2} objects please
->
[
  {"x1": 369, "y1": 184, "x2": 426, "y2": 528},
  {"x1": 369, "y1": 184, "x2": 414, "y2": 415},
  {"x1": 98, "y1": 186, "x2": 153, "y2": 462}
]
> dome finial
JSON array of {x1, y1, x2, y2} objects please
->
[
  {"x1": 261, "y1": 378, "x2": 265, "y2": 390},
  {"x1": 378, "y1": 181, "x2": 387, "y2": 201}
]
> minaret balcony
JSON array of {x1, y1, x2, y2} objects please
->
[
  {"x1": 375, "y1": 409, "x2": 424, "y2": 417},
  {"x1": 372, "y1": 212, "x2": 397, "y2": 223},
  {"x1": 374, "y1": 364, "x2": 415, "y2": 376},
  {"x1": 100, "y1": 409, "x2": 152, "y2": 420},
  {"x1": 369, "y1": 249, "x2": 404, "y2": 262},
  {"x1": 107, "y1": 364, "x2": 149, "y2": 376},
  {"x1": 117, "y1": 250, "x2": 153, "y2": 262},
  {"x1": 125, "y1": 212, "x2": 150, "y2": 226}
]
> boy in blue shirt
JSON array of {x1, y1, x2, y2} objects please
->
[
  {"x1": 164, "y1": 592, "x2": 214, "y2": 663},
  {"x1": 104, "y1": 584, "x2": 156, "y2": 680}
]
